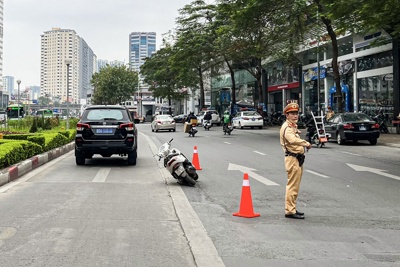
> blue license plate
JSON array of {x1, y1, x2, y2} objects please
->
[
  {"x1": 96, "y1": 128, "x2": 113, "y2": 134},
  {"x1": 252, "y1": 118, "x2": 255, "y2": 121},
  {"x1": 359, "y1": 126, "x2": 366, "y2": 131}
]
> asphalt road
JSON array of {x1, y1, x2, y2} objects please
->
[{"x1": 1, "y1": 122, "x2": 399, "y2": 267}]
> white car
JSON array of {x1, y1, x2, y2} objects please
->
[
  {"x1": 232, "y1": 111, "x2": 263, "y2": 129},
  {"x1": 151, "y1": 115, "x2": 176, "y2": 132}
]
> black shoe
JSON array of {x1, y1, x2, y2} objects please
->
[
  {"x1": 296, "y1": 210, "x2": 304, "y2": 216},
  {"x1": 285, "y1": 213, "x2": 305, "y2": 219}
]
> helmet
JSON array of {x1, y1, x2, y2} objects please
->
[{"x1": 224, "y1": 111, "x2": 229, "y2": 115}]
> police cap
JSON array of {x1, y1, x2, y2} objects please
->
[{"x1": 283, "y1": 103, "x2": 299, "y2": 114}]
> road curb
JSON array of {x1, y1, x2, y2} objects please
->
[{"x1": 0, "y1": 142, "x2": 75, "y2": 187}]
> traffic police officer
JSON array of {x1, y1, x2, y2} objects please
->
[{"x1": 280, "y1": 103, "x2": 312, "y2": 219}]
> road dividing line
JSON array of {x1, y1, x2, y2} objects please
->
[
  {"x1": 305, "y1": 170, "x2": 330, "y2": 178},
  {"x1": 92, "y1": 168, "x2": 111, "y2": 183},
  {"x1": 224, "y1": 141, "x2": 231, "y2": 145},
  {"x1": 253, "y1": 151, "x2": 266, "y2": 156},
  {"x1": 341, "y1": 151, "x2": 361, "y2": 156}
]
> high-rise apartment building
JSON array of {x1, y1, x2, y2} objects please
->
[
  {"x1": 129, "y1": 32, "x2": 156, "y2": 72},
  {"x1": 2, "y1": 76, "x2": 14, "y2": 95},
  {"x1": 40, "y1": 28, "x2": 96, "y2": 104}
]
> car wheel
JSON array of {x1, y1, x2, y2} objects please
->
[
  {"x1": 127, "y1": 149, "x2": 137, "y2": 165},
  {"x1": 337, "y1": 132, "x2": 344, "y2": 145},
  {"x1": 258, "y1": 126, "x2": 262, "y2": 129},
  {"x1": 173, "y1": 128, "x2": 176, "y2": 132},
  {"x1": 369, "y1": 139, "x2": 377, "y2": 145},
  {"x1": 156, "y1": 129, "x2": 159, "y2": 132},
  {"x1": 239, "y1": 122, "x2": 243, "y2": 129},
  {"x1": 75, "y1": 150, "x2": 85, "y2": 165},
  {"x1": 151, "y1": 126, "x2": 154, "y2": 132}
]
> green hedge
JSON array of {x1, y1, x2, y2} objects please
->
[
  {"x1": 0, "y1": 140, "x2": 43, "y2": 169},
  {"x1": 0, "y1": 129, "x2": 76, "y2": 170}
]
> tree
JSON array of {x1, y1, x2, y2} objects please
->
[
  {"x1": 215, "y1": 0, "x2": 303, "y2": 108},
  {"x1": 175, "y1": 0, "x2": 218, "y2": 109},
  {"x1": 140, "y1": 44, "x2": 188, "y2": 114},
  {"x1": 90, "y1": 65, "x2": 138, "y2": 105}
]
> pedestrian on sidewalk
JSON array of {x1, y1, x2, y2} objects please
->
[{"x1": 280, "y1": 103, "x2": 312, "y2": 219}]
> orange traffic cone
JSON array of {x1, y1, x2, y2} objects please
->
[
  {"x1": 233, "y1": 173, "x2": 260, "y2": 218},
  {"x1": 192, "y1": 145, "x2": 202, "y2": 170}
]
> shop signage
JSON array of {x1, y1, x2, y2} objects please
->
[
  {"x1": 268, "y1": 82, "x2": 299, "y2": 92},
  {"x1": 303, "y1": 67, "x2": 326, "y2": 82}
]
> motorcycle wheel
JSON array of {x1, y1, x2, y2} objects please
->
[{"x1": 183, "y1": 175, "x2": 196, "y2": 186}]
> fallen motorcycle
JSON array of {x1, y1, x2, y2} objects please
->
[{"x1": 156, "y1": 138, "x2": 199, "y2": 186}]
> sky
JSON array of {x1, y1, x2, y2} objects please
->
[{"x1": 3, "y1": 0, "x2": 198, "y2": 88}]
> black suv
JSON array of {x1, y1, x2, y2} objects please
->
[{"x1": 75, "y1": 105, "x2": 138, "y2": 165}]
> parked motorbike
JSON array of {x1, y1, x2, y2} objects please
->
[
  {"x1": 203, "y1": 120, "x2": 212, "y2": 131},
  {"x1": 373, "y1": 114, "x2": 389, "y2": 133},
  {"x1": 307, "y1": 128, "x2": 331, "y2": 147},
  {"x1": 156, "y1": 138, "x2": 199, "y2": 186},
  {"x1": 223, "y1": 123, "x2": 233, "y2": 135},
  {"x1": 189, "y1": 123, "x2": 198, "y2": 137}
]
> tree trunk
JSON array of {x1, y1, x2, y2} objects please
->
[
  {"x1": 226, "y1": 58, "x2": 237, "y2": 114},
  {"x1": 321, "y1": 11, "x2": 343, "y2": 112},
  {"x1": 198, "y1": 67, "x2": 205, "y2": 110}
]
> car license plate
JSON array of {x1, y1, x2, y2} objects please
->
[
  {"x1": 252, "y1": 118, "x2": 255, "y2": 121},
  {"x1": 359, "y1": 126, "x2": 366, "y2": 131},
  {"x1": 96, "y1": 128, "x2": 113, "y2": 134},
  {"x1": 175, "y1": 165, "x2": 185, "y2": 176}
]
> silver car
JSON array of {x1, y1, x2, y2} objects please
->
[{"x1": 151, "y1": 115, "x2": 176, "y2": 132}]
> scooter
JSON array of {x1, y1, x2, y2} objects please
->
[
  {"x1": 309, "y1": 128, "x2": 331, "y2": 148},
  {"x1": 189, "y1": 123, "x2": 198, "y2": 137},
  {"x1": 223, "y1": 123, "x2": 233, "y2": 135},
  {"x1": 373, "y1": 114, "x2": 389, "y2": 133},
  {"x1": 203, "y1": 120, "x2": 212, "y2": 130},
  {"x1": 156, "y1": 138, "x2": 199, "y2": 186}
]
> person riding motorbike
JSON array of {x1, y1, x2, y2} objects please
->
[
  {"x1": 306, "y1": 115, "x2": 316, "y2": 143},
  {"x1": 186, "y1": 111, "x2": 197, "y2": 124},
  {"x1": 204, "y1": 111, "x2": 212, "y2": 122},
  {"x1": 222, "y1": 111, "x2": 233, "y2": 133}
]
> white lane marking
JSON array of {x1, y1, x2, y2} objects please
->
[
  {"x1": 341, "y1": 151, "x2": 361, "y2": 156},
  {"x1": 305, "y1": 170, "x2": 330, "y2": 178},
  {"x1": 224, "y1": 142, "x2": 231, "y2": 144},
  {"x1": 253, "y1": 151, "x2": 266, "y2": 156},
  {"x1": 92, "y1": 168, "x2": 111, "y2": 183}
]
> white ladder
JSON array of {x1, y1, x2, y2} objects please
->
[{"x1": 311, "y1": 111, "x2": 327, "y2": 139}]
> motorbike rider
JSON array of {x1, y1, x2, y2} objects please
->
[
  {"x1": 325, "y1": 106, "x2": 334, "y2": 121},
  {"x1": 222, "y1": 110, "x2": 233, "y2": 128},
  {"x1": 186, "y1": 111, "x2": 197, "y2": 124},
  {"x1": 203, "y1": 111, "x2": 212, "y2": 124},
  {"x1": 306, "y1": 115, "x2": 316, "y2": 143}
]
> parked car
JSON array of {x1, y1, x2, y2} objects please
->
[
  {"x1": 151, "y1": 114, "x2": 176, "y2": 132},
  {"x1": 232, "y1": 111, "x2": 263, "y2": 129},
  {"x1": 75, "y1": 105, "x2": 138, "y2": 165},
  {"x1": 324, "y1": 112, "x2": 380, "y2": 145},
  {"x1": 173, "y1": 114, "x2": 187, "y2": 123},
  {"x1": 197, "y1": 110, "x2": 221, "y2": 126}
]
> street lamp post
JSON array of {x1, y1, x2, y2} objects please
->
[
  {"x1": 65, "y1": 59, "x2": 72, "y2": 130},
  {"x1": 16, "y1": 80, "x2": 21, "y2": 121}
]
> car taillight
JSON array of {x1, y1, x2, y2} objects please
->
[
  {"x1": 371, "y1": 123, "x2": 380, "y2": 129},
  {"x1": 258, "y1": 117, "x2": 263, "y2": 120},
  {"x1": 120, "y1": 122, "x2": 134, "y2": 131},
  {"x1": 171, "y1": 120, "x2": 176, "y2": 124},
  {"x1": 76, "y1": 123, "x2": 90, "y2": 131},
  {"x1": 243, "y1": 117, "x2": 249, "y2": 120},
  {"x1": 157, "y1": 120, "x2": 162, "y2": 124},
  {"x1": 343, "y1": 123, "x2": 354, "y2": 129}
]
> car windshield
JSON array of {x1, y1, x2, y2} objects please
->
[
  {"x1": 243, "y1": 111, "x2": 259, "y2": 116},
  {"x1": 86, "y1": 109, "x2": 124, "y2": 120},
  {"x1": 157, "y1": 115, "x2": 173, "y2": 120},
  {"x1": 343, "y1": 113, "x2": 372, "y2": 122}
]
